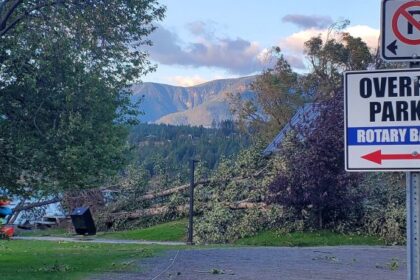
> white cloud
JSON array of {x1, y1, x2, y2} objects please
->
[
  {"x1": 276, "y1": 25, "x2": 380, "y2": 71},
  {"x1": 280, "y1": 25, "x2": 380, "y2": 54},
  {"x1": 167, "y1": 75, "x2": 208, "y2": 87},
  {"x1": 147, "y1": 24, "x2": 267, "y2": 74},
  {"x1": 346, "y1": 25, "x2": 380, "y2": 50},
  {"x1": 280, "y1": 28, "x2": 325, "y2": 54}
]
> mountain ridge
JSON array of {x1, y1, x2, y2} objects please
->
[{"x1": 130, "y1": 76, "x2": 257, "y2": 127}]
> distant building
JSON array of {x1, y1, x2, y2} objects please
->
[{"x1": 263, "y1": 103, "x2": 319, "y2": 156}]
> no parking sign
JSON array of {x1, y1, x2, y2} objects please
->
[{"x1": 382, "y1": 0, "x2": 420, "y2": 61}]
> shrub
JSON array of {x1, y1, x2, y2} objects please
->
[
  {"x1": 269, "y1": 92, "x2": 364, "y2": 230},
  {"x1": 361, "y1": 173, "x2": 406, "y2": 245}
]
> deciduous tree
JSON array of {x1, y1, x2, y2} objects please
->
[{"x1": 0, "y1": 0, "x2": 165, "y2": 196}]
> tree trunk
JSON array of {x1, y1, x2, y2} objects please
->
[
  {"x1": 7, "y1": 200, "x2": 25, "y2": 224},
  {"x1": 13, "y1": 197, "x2": 61, "y2": 212},
  {"x1": 318, "y1": 210, "x2": 323, "y2": 229}
]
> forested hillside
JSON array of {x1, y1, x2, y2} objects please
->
[{"x1": 128, "y1": 121, "x2": 250, "y2": 181}]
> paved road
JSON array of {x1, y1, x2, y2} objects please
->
[
  {"x1": 90, "y1": 246, "x2": 406, "y2": 280},
  {"x1": 14, "y1": 236, "x2": 184, "y2": 246}
]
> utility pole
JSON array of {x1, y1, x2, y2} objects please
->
[{"x1": 187, "y1": 159, "x2": 198, "y2": 245}]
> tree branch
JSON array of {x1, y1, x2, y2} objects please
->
[
  {"x1": 0, "y1": 0, "x2": 21, "y2": 30},
  {"x1": 13, "y1": 197, "x2": 61, "y2": 212},
  {"x1": 0, "y1": 12, "x2": 24, "y2": 37},
  {"x1": 0, "y1": 0, "x2": 81, "y2": 37}
]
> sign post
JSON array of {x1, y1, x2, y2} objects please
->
[
  {"x1": 345, "y1": 68, "x2": 420, "y2": 279},
  {"x1": 407, "y1": 62, "x2": 420, "y2": 280},
  {"x1": 355, "y1": 2, "x2": 420, "y2": 279},
  {"x1": 345, "y1": 67, "x2": 420, "y2": 278},
  {"x1": 406, "y1": 171, "x2": 420, "y2": 280}
]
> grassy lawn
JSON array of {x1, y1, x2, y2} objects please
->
[
  {"x1": 0, "y1": 240, "x2": 165, "y2": 280},
  {"x1": 17, "y1": 219, "x2": 188, "y2": 242},
  {"x1": 18, "y1": 228, "x2": 71, "y2": 237},
  {"x1": 17, "y1": 220, "x2": 386, "y2": 247},
  {"x1": 235, "y1": 230, "x2": 385, "y2": 247},
  {"x1": 98, "y1": 219, "x2": 187, "y2": 242}
]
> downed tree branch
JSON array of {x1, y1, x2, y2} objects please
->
[
  {"x1": 13, "y1": 197, "x2": 61, "y2": 212},
  {"x1": 139, "y1": 185, "x2": 189, "y2": 200},
  {"x1": 109, "y1": 200, "x2": 268, "y2": 222},
  {"x1": 109, "y1": 204, "x2": 188, "y2": 221},
  {"x1": 228, "y1": 201, "x2": 267, "y2": 210},
  {"x1": 7, "y1": 200, "x2": 25, "y2": 224},
  {"x1": 138, "y1": 180, "x2": 210, "y2": 201}
]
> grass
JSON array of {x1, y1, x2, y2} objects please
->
[
  {"x1": 0, "y1": 240, "x2": 166, "y2": 280},
  {"x1": 18, "y1": 228, "x2": 70, "y2": 237},
  {"x1": 97, "y1": 219, "x2": 187, "y2": 242},
  {"x1": 18, "y1": 219, "x2": 188, "y2": 242},
  {"x1": 18, "y1": 219, "x2": 386, "y2": 247},
  {"x1": 235, "y1": 230, "x2": 385, "y2": 247}
]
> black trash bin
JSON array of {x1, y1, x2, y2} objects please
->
[{"x1": 70, "y1": 207, "x2": 96, "y2": 235}]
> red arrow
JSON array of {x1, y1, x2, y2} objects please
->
[{"x1": 362, "y1": 150, "x2": 420, "y2": 165}]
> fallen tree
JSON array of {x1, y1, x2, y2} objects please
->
[
  {"x1": 138, "y1": 180, "x2": 210, "y2": 201},
  {"x1": 13, "y1": 197, "x2": 61, "y2": 212},
  {"x1": 107, "y1": 200, "x2": 268, "y2": 222},
  {"x1": 107, "y1": 204, "x2": 188, "y2": 221},
  {"x1": 228, "y1": 201, "x2": 267, "y2": 210}
]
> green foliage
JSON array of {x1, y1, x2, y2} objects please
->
[
  {"x1": 129, "y1": 122, "x2": 250, "y2": 181},
  {"x1": 304, "y1": 21, "x2": 373, "y2": 96},
  {"x1": 195, "y1": 205, "x2": 282, "y2": 244},
  {"x1": 192, "y1": 26, "x2": 397, "y2": 245},
  {"x1": 95, "y1": 164, "x2": 152, "y2": 231},
  {"x1": 230, "y1": 48, "x2": 304, "y2": 142},
  {"x1": 194, "y1": 143, "x2": 284, "y2": 243},
  {"x1": 95, "y1": 122, "x2": 250, "y2": 231},
  {"x1": 360, "y1": 173, "x2": 406, "y2": 245},
  {"x1": 269, "y1": 94, "x2": 364, "y2": 230},
  {"x1": 0, "y1": 1, "x2": 165, "y2": 196}
]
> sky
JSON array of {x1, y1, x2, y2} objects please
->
[{"x1": 142, "y1": 0, "x2": 382, "y2": 86}]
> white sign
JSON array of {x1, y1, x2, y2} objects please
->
[
  {"x1": 345, "y1": 69, "x2": 420, "y2": 171},
  {"x1": 381, "y1": 0, "x2": 420, "y2": 61}
]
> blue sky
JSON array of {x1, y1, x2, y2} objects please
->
[{"x1": 142, "y1": 0, "x2": 382, "y2": 86}]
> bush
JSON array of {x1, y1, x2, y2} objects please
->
[
  {"x1": 361, "y1": 173, "x2": 406, "y2": 245},
  {"x1": 195, "y1": 204, "x2": 283, "y2": 244},
  {"x1": 269, "y1": 93, "x2": 364, "y2": 230},
  {"x1": 193, "y1": 143, "x2": 284, "y2": 243}
]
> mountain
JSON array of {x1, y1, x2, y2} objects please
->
[{"x1": 130, "y1": 76, "x2": 256, "y2": 127}]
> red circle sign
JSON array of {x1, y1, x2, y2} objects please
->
[{"x1": 392, "y1": 1, "x2": 420, "y2": 45}]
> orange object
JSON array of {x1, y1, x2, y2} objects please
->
[
  {"x1": 0, "y1": 226, "x2": 14, "y2": 237},
  {"x1": 0, "y1": 200, "x2": 10, "y2": 206}
]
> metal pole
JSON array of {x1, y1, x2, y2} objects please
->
[
  {"x1": 407, "y1": 61, "x2": 420, "y2": 280},
  {"x1": 407, "y1": 172, "x2": 420, "y2": 280},
  {"x1": 187, "y1": 160, "x2": 196, "y2": 245}
]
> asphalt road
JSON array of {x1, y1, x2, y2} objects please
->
[{"x1": 90, "y1": 246, "x2": 406, "y2": 280}]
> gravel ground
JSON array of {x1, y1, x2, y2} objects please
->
[{"x1": 89, "y1": 246, "x2": 406, "y2": 280}]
